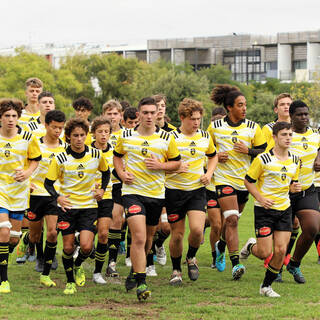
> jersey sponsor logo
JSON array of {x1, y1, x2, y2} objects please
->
[
  {"x1": 207, "y1": 199, "x2": 217, "y2": 207},
  {"x1": 259, "y1": 226, "x2": 271, "y2": 236},
  {"x1": 222, "y1": 186, "x2": 234, "y2": 195},
  {"x1": 128, "y1": 205, "x2": 142, "y2": 214},
  {"x1": 57, "y1": 221, "x2": 70, "y2": 230},
  {"x1": 168, "y1": 214, "x2": 179, "y2": 222},
  {"x1": 231, "y1": 131, "x2": 238, "y2": 144},
  {"x1": 27, "y1": 211, "x2": 37, "y2": 220}
]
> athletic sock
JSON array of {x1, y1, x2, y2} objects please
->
[
  {"x1": 42, "y1": 241, "x2": 57, "y2": 276},
  {"x1": 229, "y1": 251, "x2": 240, "y2": 267},
  {"x1": 211, "y1": 251, "x2": 216, "y2": 263},
  {"x1": 262, "y1": 264, "x2": 279, "y2": 287},
  {"x1": 0, "y1": 242, "x2": 9, "y2": 282},
  {"x1": 94, "y1": 242, "x2": 108, "y2": 274},
  {"x1": 121, "y1": 222, "x2": 127, "y2": 242},
  {"x1": 134, "y1": 272, "x2": 146, "y2": 286},
  {"x1": 217, "y1": 236, "x2": 226, "y2": 253},
  {"x1": 108, "y1": 229, "x2": 121, "y2": 264},
  {"x1": 126, "y1": 229, "x2": 131, "y2": 258},
  {"x1": 36, "y1": 230, "x2": 44, "y2": 260},
  {"x1": 9, "y1": 243, "x2": 16, "y2": 254},
  {"x1": 146, "y1": 250, "x2": 154, "y2": 267},
  {"x1": 171, "y1": 256, "x2": 182, "y2": 272},
  {"x1": 286, "y1": 227, "x2": 299, "y2": 255},
  {"x1": 186, "y1": 245, "x2": 199, "y2": 260},
  {"x1": 74, "y1": 248, "x2": 90, "y2": 267},
  {"x1": 23, "y1": 232, "x2": 30, "y2": 245},
  {"x1": 289, "y1": 257, "x2": 301, "y2": 268},
  {"x1": 155, "y1": 229, "x2": 170, "y2": 248},
  {"x1": 62, "y1": 250, "x2": 74, "y2": 283}
]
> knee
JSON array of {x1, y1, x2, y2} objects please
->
[
  {"x1": 98, "y1": 230, "x2": 109, "y2": 244},
  {"x1": 225, "y1": 215, "x2": 238, "y2": 228},
  {"x1": 161, "y1": 223, "x2": 170, "y2": 235},
  {"x1": 256, "y1": 246, "x2": 272, "y2": 260},
  {"x1": 132, "y1": 235, "x2": 146, "y2": 248},
  {"x1": 46, "y1": 229, "x2": 57, "y2": 242},
  {"x1": 63, "y1": 243, "x2": 75, "y2": 254},
  {"x1": 9, "y1": 237, "x2": 20, "y2": 246},
  {"x1": 304, "y1": 224, "x2": 318, "y2": 238},
  {"x1": 0, "y1": 227, "x2": 10, "y2": 240},
  {"x1": 211, "y1": 222, "x2": 222, "y2": 235},
  {"x1": 29, "y1": 232, "x2": 41, "y2": 243},
  {"x1": 190, "y1": 227, "x2": 203, "y2": 240},
  {"x1": 274, "y1": 244, "x2": 287, "y2": 257},
  {"x1": 171, "y1": 230, "x2": 184, "y2": 244},
  {"x1": 80, "y1": 242, "x2": 93, "y2": 255}
]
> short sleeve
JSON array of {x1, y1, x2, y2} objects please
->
[
  {"x1": 246, "y1": 156, "x2": 264, "y2": 182},
  {"x1": 28, "y1": 135, "x2": 42, "y2": 160},
  {"x1": 253, "y1": 124, "x2": 266, "y2": 147},
  {"x1": 46, "y1": 157, "x2": 60, "y2": 181},
  {"x1": 113, "y1": 134, "x2": 125, "y2": 157},
  {"x1": 206, "y1": 135, "x2": 216, "y2": 157},
  {"x1": 167, "y1": 134, "x2": 180, "y2": 161},
  {"x1": 98, "y1": 151, "x2": 109, "y2": 172},
  {"x1": 207, "y1": 123, "x2": 216, "y2": 144}
]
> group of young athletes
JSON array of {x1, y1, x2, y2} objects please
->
[{"x1": 0, "y1": 77, "x2": 319, "y2": 301}]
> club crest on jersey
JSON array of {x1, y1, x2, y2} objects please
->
[
  {"x1": 141, "y1": 141, "x2": 149, "y2": 156},
  {"x1": 280, "y1": 166, "x2": 287, "y2": 181},
  {"x1": 77, "y1": 164, "x2": 85, "y2": 178},
  {"x1": 231, "y1": 131, "x2": 238, "y2": 143},
  {"x1": 4, "y1": 150, "x2": 10, "y2": 158},
  {"x1": 189, "y1": 141, "x2": 196, "y2": 156},
  {"x1": 301, "y1": 137, "x2": 308, "y2": 150}
]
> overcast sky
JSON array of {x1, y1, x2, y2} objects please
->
[{"x1": 1, "y1": 0, "x2": 319, "y2": 47}]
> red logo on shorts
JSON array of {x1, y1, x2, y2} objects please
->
[
  {"x1": 259, "y1": 227, "x2": 271, "y2": 236},
  {"x1": 207, "y1": 200, "x2": 217, "y2": 207},
  {"x1": 222, "y1": 187, "x2": 233, "y2": 195},
  {"x1": 57, "y1": 221, "x2": 70, "y2": 230},
  {"x1": 128, "y1": 205, "x2": 142, "y2": 214},
  {"x1": 168, "y1": 214, "x2": 179, "y2": 222},
  {"x1": 27, "y1": 211, "x2": 36, "y2": 220}
]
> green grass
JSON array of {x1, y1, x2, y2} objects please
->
[{"x1": 1, "y1": 198, "x2": 320, "y2": 319}]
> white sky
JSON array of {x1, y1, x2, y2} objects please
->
[{"x1": 1, "y1": 0, "x2": 320, "y2": 47}]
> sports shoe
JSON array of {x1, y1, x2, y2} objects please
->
[
  {"x1": 27, "y1": 247, "x2": 36, "y2": 262},
  {"x1": 155, "y1": 244, "x2": 167, "y2": 266},
  {"x1": 169, "y1": 270, "x2": 182, "y2": 286},
  {"x1": 283, "y1": 254, "x2": 291, "y2": 266},
  {"x1": 125, "y1": 271, "x2": 137, "y2": 292},
  {"x1": 186, "y1": 257, "x2": 199, "y2": 281},
  {"x1": 211, "y1": 261, "x2": 216, "y2": 269},
  {"x1": 51, "y1": 255, "x2": 58, "y2": 270},
  {"x1": 215, "y1": 241, "x2": 226, "y2": 272},
  {"x1": 119, "y1": 241, "x2": 126, "y2": 255},
  {"x1": 264, "y1": 253, "x2": 273, "y2": 268},
  {"x1": 16, "y1": 254, "x2": 27, "y2": 264},
  {"x1": 146, "y1": 265, "x2": 157, "y2": 277},
  {"x1": 232, "y1": 264, "x2": 245, "y2": 280},
  {"x1": 40, "y1": 275, "x2": 56, "y2": 287},
  {"x1": 93, "y1": 273, "x2": 107, "y2": 285},
  {"x1": 125, "y1": 257, "x2": 132, "y2": 267},
  {"x1": 63, "y1": 282, "x2": 77, "y2": 295},
  {"x1": 136, "y1": 284, "x2": 151, "y2": 301},
  {"x1": 0, "y1": 281, "x2": 10, "y2": 293},
  {"x1": 259, "y1": 285, "x2": 280, "y2": 297},
  {"x1": 106, "y1": 261, "x2": 119, "y2": 277},
  {"x1": 274, "y1": 272, "x2": 283, "y2": 283},
  {"x1": 73, "y1": 246, "x2": 80, "y2": 259},
  {"x1": 286, "y1": 262, "x2": 306, "y2": 284},
  {"x1": 16, "y1": 234, "x2": 28, "y2": 259},
  {"x1": 240, "y1": 238, "x2": 256, "y2": 259},
  {"x1": 74, "y1": 266, "x2": 85, "y2": 286},
  {"x1": 35, "y1": 258, "x2": 44, "y2": 273}
]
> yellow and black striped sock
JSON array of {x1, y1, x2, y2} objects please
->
[
  {"x1": 108, "y1": 229, "x2": 121, "y2": 264},
  {"x1": 0, "y1": 242, "x2": 9, "y2": 282},
  {"x1": 62, "y1": 250, "x2": 74, "y2": 283},
  {"x1": 94, "y1": 242, "x2": 108, "y2": 274},
  {"x1": 262, "y1": 264, "x2": 279, "y2": 287},
  {"x1": 229, "y1": 250, "x2": 240, "y2": 267},
  {"x1": 43, "y1": 241, "x2": 57, "y2": 276}
]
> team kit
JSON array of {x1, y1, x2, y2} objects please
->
[{"x1": 0, "y1": 78, "x2": 319, "y2": 301}]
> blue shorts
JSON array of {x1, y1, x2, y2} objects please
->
[{"x1": 0, "y1": 207, "x2": 25, "y2": 221}]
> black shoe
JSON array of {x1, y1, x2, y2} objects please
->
[
  {"x1": 51, "y1": 255, "x2": 58, "y2": 270},
  {"x1": 136, "y1": 284, "x2": 151, "y2": 301},
  {"x1": 286, "y1": 262, "x2": 306, "y2": 284},
  {"x1": 186, "y1": 257, "x2": 199, "y2": 281},
  {"x1": 35, "y1": 258, "x2": 44, "y2": 273},
  {"x1": 105, "y1": 261, "x2": 119, "y2": 277},
  {"x1": 125, "y1": 272, "x2": 137, "y2": 292}
]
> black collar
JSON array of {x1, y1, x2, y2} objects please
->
[
  {"x1": 66, "y1": 145, "x2": 88, "y2": 159},
  {"x1": 224, "y1": 115, "x2": 245, "y2": 127},
  {"x1": 91, "y1": 141, "x2": 111, "y2": 153},
  {"x1": 134, "y1": 124, "x2": 160, "y2": 133}
]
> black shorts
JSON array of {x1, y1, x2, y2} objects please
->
[
  {"x1": 290, "y1": 185, "x2": 319, "y2": 217},
  {"x1": 123, "y1": 194, "x2": 165, "y2": 226},
  {"x1": 97, "y1": 199, "x2": 113, "y2": 219},
  {"x1": 206, "y1": 189, "x2": 220, "y2": 209},
  {"x1": 27, "y1": 196, "x2": 58, "y2": 222},
  {"x1": 216, "y1": 185, "x2": 249, "y2": 205},
  {"x1": 165, "y1": 187, "x2": 207, "y2": 224},
  {"x1": 315, "y1": 186, "x2": 320, "y2": 203},
  {"x1": 57, "y1": 208, "x2": 98, "y2": 236},
  {"x1": 254, "y1": 206, "x2": 292, "y2": 238},
  {"x1": 112, "y1": 183, "x2": 123, "y2": 206}
]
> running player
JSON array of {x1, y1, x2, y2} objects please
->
[
  {"x1": 207, "y1": 84, "x2": 266, "y2": 280},
  {"x1": 0, "y1": 99, "x2": 41, "y2": 293},
  {"x1": 285, "y1": 100, "x2": 320, "y2": 283},
  {"x1": 44, "y1": 118, "x2": 109, "y2": 295},
  {"x1": 90, "y1": 117, "x2": 114, "y2": 284},
  {"x1": 113, "y1": 96, "x2": 180, "y2": 300},
  {"x1": 241, "y1": 122, "x2": 301, "y2": 297},
  {"x1": 166, "y1": 98, "x2": 217, "y2": 285}
]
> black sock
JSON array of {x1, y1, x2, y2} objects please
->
[
  {"x1": 186, "y1": 245, "x2": 198, "y2": 260},
  {"x1": 155, "y1": 229, "x2": 170, "y2": 248},
  {"x1": 126, "y1": 229, "x2": 131, "y2": 258},
  {"x1": 42, "y1": 241, "x2": 57, "y2": 276},
  {"x1": 121, "y1": 222, "x2": 127, "y2": 242},
  {"x1": 262, "y1": 264, "x2": 279, "y2": 287},
  {"x1": 108, "y1": 229, "x2": 121, "y2": 264},
  {"x1": 74, "y1": 233, "x2": 80, "y2": 246},
  {"x1": 146, "y1": 251, "x2": 154, "y2": 267},
  {"x1": 171, "y1": 256, "x2": 182, "y2": 271},
  {"x1": 217, "y1": 236, "x2": 226, "y2": 253},
  {"x1": 286, "y1": 227, "x2": 299, "y2": 255},
  {"x1": 62, "y1": 250, "x2": 74, "y2": 283},
  {"x1": 134, "y1": 272, "x2": 146, "y2": 286},
  {"x1": 94, "y1": 242, "x2": 108, "y2": 274},
  {"x1": 23, "y1": 232, "x2": 29, "y2": 245},
  {"x1": 36, "y1": 231, "x2": 44, "y2": 260},
  {"x1": 74, "y1": 248, "x2": 90, "y2": 267},
  {"x1": 0, "y1": 242, "x2": 9, "y2": 282},
  {"x1": 211, "y1": 251, "x2": 216, "y2": 263},
  {"x1": 8, "y1": 243, "x2": 16, "y2": 254},
  {"x1": 289, "y1": 258, "x2": 300, "y2": 268},
  {"x1": 229, "y1": 251, "x2": 240, "y2": 267}
]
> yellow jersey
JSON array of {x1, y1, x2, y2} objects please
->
[
  {"x1": 262, "y1": 121, "x2": 276, "y2": 152},
  {"x1": 19, "y1": 109, "x2": 41, "y2": 128},
  {"x1": 109, "y1": 128, "x2": 123, "y2": 185}
]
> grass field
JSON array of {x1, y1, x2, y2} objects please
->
[{"x1": 1, "y1": 198, "x2": 320, "y2": 320}]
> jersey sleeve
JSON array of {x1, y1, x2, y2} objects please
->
[
  {"x1": 206, "y1": 135, "x2": 216, "y2": 157},
  {"x1": 253, "y1": 124, "x2": 266, "y2": 147},
  {"x1": 245, "y1": 156, "x2": 263, "y2": 182},
  {"x1": 28, "y1": 135, "x2": 42, "y2": 160},
  {"x1": 167, "y1": 134, "x2": 181, "y2": 161},
  {"x1": 113, "y1": 134, "x2": 125, "y2": 157},
  {"x1": 98, "y1": 151, "x2": 109, "y2": 172},
  {"x1": 292, "y1": 161, "x2": 300, "y2": 182},
  {"x1": 207, "y1": 123, "x2": 216, "y2": 144},
  {"x1": 262, "y1": 125, "x2": 272, "y2": 144},
  {"x1": 46, "y1": 157, "x2": 60, "y2": 181}
]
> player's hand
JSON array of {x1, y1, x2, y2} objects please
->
[
  {"x1": 120, "y1": 171, "x2": 135, "y2": 185},
  {"x1": 258, "y1": 197, "x2": 274, "y2": 210},
  {"x1": 176, "y1": 162, "x2": 189, "y2": 173},
  {"x1": 93, "y1": 188, "x2": 104, "y2": 201},
  {"x1": 218, "y1": 152, "x2": 228, "y2": 163},
  {"x1": 30, "y1": 183, "x2": 37, "y2": 193},
  {"x1": 57, "y1": 195, "x2": 72, "y2": 212},
  {"x1": 314, "y1": 159, "x2": 320, "y2": 172},
  {"x1": 290, "y1": 182, "x2": 302, "y2": 193},
  {"x1": 233, "y1": 141, "x2": 248, "y2": 154},
  {"x1": 14, "y1": 168, "x2": 31, "y2": 182},
  {"x1": 144, "y1": 154, "x2": 163, "y2": 170},
  {"x1": 200, "y1": 173, "x2": 211, "y2": 186}
]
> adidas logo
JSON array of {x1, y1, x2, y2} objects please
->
[
  {"x1": 280, "y1": 166, "x2": 287, "y2": 172},
  {"x1": 110, "y1": 136, "x2": 117, "y2": 140},
  {"x1": 49, "y1": 153, "x2": 55, "y2": 159},
  {"x1": 189, "y1": 141, "x2": 196, "y2": 147},
  {"x1": 0, "y1": 260, "x2": 7, "y2": 265},
  {"x1": 231, "y1": 131, "x2": 238, "y2": 136},
  {"x1": 301, "y1": 137, "x2": 307, "y2": 141},
  {"x1": 142, "y1": 141, "x2": 149, "y2": 146},
  {"x1": 4, "y1": 143, "x2": 12, "y2": 148},
  {"x1": 29, "y1": 117, "x2": 35, "y2": 121},
  {"x1": 109, "y1": 244, "x2": 117, "y2": 249},
  {"x1": 77, "y1": 164, "x2": 85, "y2": 170}
]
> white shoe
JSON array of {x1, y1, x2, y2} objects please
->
[
  {"x1": 146, "y1": 265, "x2": 157, "y2": 277},
  {"x1": 73, "y1": 246, "x2": 80, "y2": 259},
  {"x1": 125, "y1": 257, "x2": 132, "y2": 267},
  {"x1": 240, "y1": 238, "x2": 256, "y2": 259},
  {"x1": 93, "y1": 273, "x2": 107, "y2": 285},
  {"x1": 155, "y1": 244, "x2": 167, "y2": 266},
  {"x1": 259, "y1": 285, "x2": 280, "y2": 297},
  {"x1": 169, "y1": 270, "x2": 182, "y2": 286}
]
